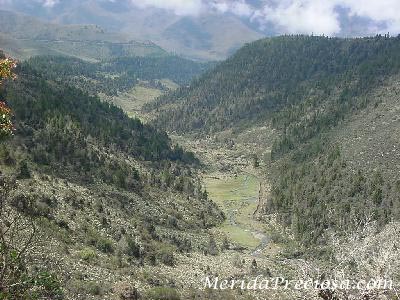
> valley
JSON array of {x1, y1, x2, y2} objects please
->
[
  {"x1": 145, "y1": 35, "x2": 400, "y2": 300},
  {"x1": 3, "y1": 33, "x2": 400, "y2": 300},
  {"x1": 1, "y1": 49, "x2": 293, "y2": 300},
  {"x1": 205, "y1": 172, "x2": 261, "y2": 249},
  {"x1": 109, "y1": 79, "x2": 179, "y2": 121},
  {"x1": 173, "y1": 133, "x2": 273, "y2": 253},
  {"x1": 0, "y1": 3, "x2": 263, "y2": 61}
]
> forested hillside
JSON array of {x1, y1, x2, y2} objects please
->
[
  {"x1": 264, "y1": 72, "x2": 400, "y2": 245},
  {"x1": 149, "y1": 35, "x2": 400, "y2": 137},
  {"x1": 26, "y1": 55, "x2": 212, "y2": 97},
  {"x1": 0, "y1": 52, "x2": 223, "y2": 299},
  {"x1": 150, "y1": 35, "x2": 400, "y2": 247}
]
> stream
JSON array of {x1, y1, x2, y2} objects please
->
[{"x1": 205, "y1": 173, "x2": 270, "y2": 257}]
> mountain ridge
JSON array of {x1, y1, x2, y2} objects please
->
[
  {"x1": 0, "y1": 9, "x2": 167, "y2": 61},
  {"x1": 0, "y1": 52, "x2": 225, "y2": 299},
  {"x1": 148, "y1": 35, "x2": 400, "y2": 246},
  {"x1": 0, "y1": 1, "x2": 264, "y2": 61}
]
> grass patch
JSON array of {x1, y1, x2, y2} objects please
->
[
  {"x1": 78, "y1": 247, "x2": 98, "y2": 262},
  {"x1": 113, "y1": 83, "x2": 164, "y2": 120},
  {"x1": 204, "y1": 173, "x2": 261, "y2": 248},
  {"x1": 204, "y1": 174, "x2": 259, "y2": 203},
  {"x1": 219, "y1": 225, "x2": 259, "y2": 248},
  {"x1": 145, "y1": 287, "x2": 180, "y2": 300}
]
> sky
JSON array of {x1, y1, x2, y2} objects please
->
[
  {"x1": 1, "y1": 0, "x2": 400, "y2": 36},
  {"x1": 128, "y1": 0, "x2": 400, "y2": 35}
]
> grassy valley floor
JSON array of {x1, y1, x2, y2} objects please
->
[
  {"x1": 204, "y1": 172, "x2": 264, "y2": 250},
  {"x1": 83, "y1": 72, "x2": 400, "y2": 300}
]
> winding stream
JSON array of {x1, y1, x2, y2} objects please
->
[{"x1": 204, "y1": 173, "x2": 270, "y2": 256}]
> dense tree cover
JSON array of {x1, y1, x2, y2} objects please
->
[
  {"x1": 27, "y1": 55, "x2": 129, "y2": 97},
  {"x1": 9, "y1": 63, "x2": 195, "y2": 162},
  {"x1": 268, "y1": 142, "x2": 400, "y2": 245},
  {"x1": 0, "y1": 53, "x2": 224, "y2": 298},
  {"x1": 265, "y1": 37, "x2": 400, "y2": 244},
  {"x1": 0, "y1": 60, "x2": 199, "y2": 190},
  {"x1": 26, "y1": 55, "x2": 212, "y2": 97},
  {"x1": 106, "y1": 56, "x2": 214, "y2": 85},
  {"x1": 149, "y1": 35, "x2": 400, "y2": 139},
  {"x1": 149, "y1": 35, "x2": 400, "y2": 245}
]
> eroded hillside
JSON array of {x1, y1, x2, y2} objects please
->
[
  {"x1": 146, "y1": 36, "x2": 400, "y2": 300},
  {"x1": 0, "y1": 56, "x2": 225, "y2": 299}
]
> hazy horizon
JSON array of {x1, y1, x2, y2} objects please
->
[{"x1": 1, "y1": 0, "x2": 399, "y2": 37}]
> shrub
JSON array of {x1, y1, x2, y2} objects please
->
[
  {"x1": 86, "y1": 282, "x2": 102, "y2": 295},
  {"x1": 79, "y1": 247, "x2": 98, "y2": 262},
  {"x1": 0, "y1": 56, "x2": 17, "y2": 141},
  {"x1": 157, "y1": 247, "x2": 175, "y2": 266},
  {"x1": 125, "y1": 237, "x2": 141, "y2": 259},
  {"x1": 85, "y1": 227, "x2": 114, "y2": 254},
  {"x1": 145, "y1": 287, "x2": 180, "y2": 300},
  {"x1": 206, "y1": 235, "x2": 219, "y2": 256},
  {"x1": 0, "y1": 101, "x2": 14, "y2": 141},
  {"x1": 17, "y1": 160, "x2": 31, "y2": 179},
  {"x1": 96, "y1": 237, "x2": 114, "y2": 254}
]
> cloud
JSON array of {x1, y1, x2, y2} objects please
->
[
  {"x1": 255, "y1": 1, "x2": 340, "y2": 35},
  {"x1": 213, "y1": 0, "x2": 253, "y2": 17},
  {"x1": 253, "y1": 0, "x2": 400, "y2": 35},
  {"x1": 127, "y1": 0, "x2": 400, "y2": 35},
  {"x1": 0, "y1": 0, "x2": 59, "y2": 8},
  {"x1": 211, "y1": 1, "x2": 229, "y2": 13},
  {"x1": 130, "y1": 0, "x2": 205, "y2": 16},
  {"x1": 130, "y1": 0, "x2": 255, "y2": 17},
  {"x1": 339, "y1": 0, "x2": 400, "y2": 33},
  {"x1": 2, "y1": 0, "x2": 400, "y2": 36},
  {"x1": 42, "y1": 0, "x2": 59, "y2": 7}
]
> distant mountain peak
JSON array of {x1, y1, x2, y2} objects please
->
[{"x1": 0, "y1": 1, "x2": 264, "y2": 60}]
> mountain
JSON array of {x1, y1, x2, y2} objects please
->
[
  {"x1": 149, "y1": 35, "x2": 400, "y2": 134},
  {"x1": 0, "y1": 1, "x2": 264, "y2": 60},
  {"x1": 26, "y1": 55, "x2": 212, "y2": 95},
  {"x1": 0, "y1": 52, "x2": 224, "y2": 299},
  {"x1": 149, "y1": 35, "x2": 400, "y2": 245},
  {"x1": 0, "y1": 10, "x2": 166, "y2": 61},
  {"x1": 3, "y1": 30, "x2": 400, "y2": 299},
  {"x1": 22, "y1": 55, "x2": 212, "y2": 120},
  {"x1": 157, "y1": 14, "x2": 264, "y2": 60}
]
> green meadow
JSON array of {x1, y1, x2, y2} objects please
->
[{"x1": 204, "y1": 173, "x2": 261, "y2": 248}]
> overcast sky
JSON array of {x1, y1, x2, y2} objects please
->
[
  {"x1": 2, "y1": 0, "x2": 400, "y2": 36},
  {"x1": 129, "y1": 0, "x2": 400, "y2": 35}
]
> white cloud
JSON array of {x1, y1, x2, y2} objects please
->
[
  {"x1": 253, "y1": 0, "x2": 400, "y2": 35},
  {"x1": 127, "y1": 0, "x2": 400, "y2": 35},
  {"x1": 130, "y1": 0, "x2": 255, "y2": 17},
  {"x1": 0, "y1": 0, "x2": 59, "y2": 8},
  {"x1": 130, "y1": 0, "x2": 205, "y2": 16},
  {"x1": 256, "y1": 0, "x2": 340, "y2": 35},
  {"x1": 339, "y1": 0, "x2": 400, "y2": 33},
  {"x1": 230, "y1": 1, "x2": 253, "y2": 17},
  {"x1": 210, "y1": 0, "x2": 254, "y2": 17},
  {"x1": 42, "y1": 0, "x2": 59, "y2": 7},
  {"x1": 211, "y1": 1, "x2": 229, "y2": 13},
  {"x1": 3, "y1": 0, "x2": 400, "y2": 35}
]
